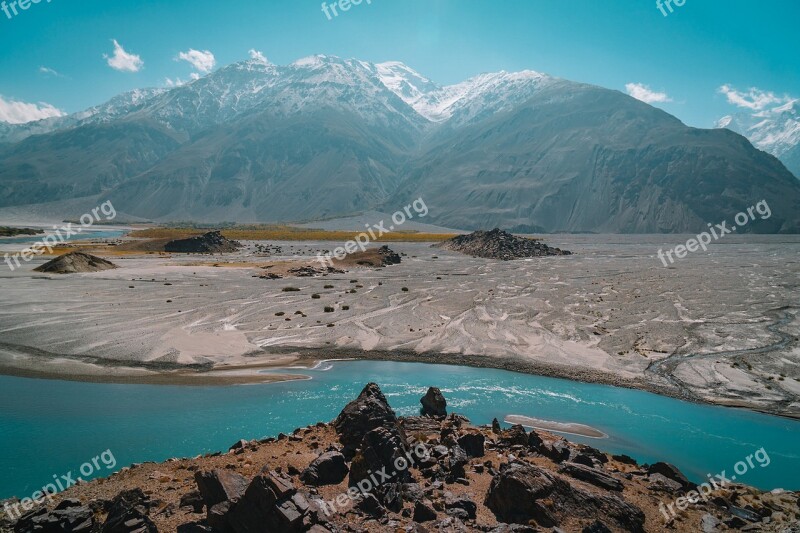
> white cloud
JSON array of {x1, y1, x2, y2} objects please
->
[
  {"x1": 249, "y1": 49, "x2": 269, "y2": 64},
  {"x1": 718, "y1": 84, "x2": 791, "y2": 111},
  {"x1": 104, "y1": 39, "x2": 144, "y2": 72},
  {"x1": 0, "y1": 95, "x2": 66, "y2": 124},
  {"x1": 625, "y1": 82, "x2": 673, "y2": 104},
  {"x1": 39, "y1": 66, "x2": 62, "y2": 77},
  {"x1": 165, "y1": 77, "x2": 185, "y2": 88},
  {"x1": 177, "y1": 49, "x2": 216, "y2": 73}
]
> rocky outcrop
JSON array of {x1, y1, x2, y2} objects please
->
[
  {"x1": 332, "y1": 382, "x2": 402, "y2": 458},
  {"x1": 420, "y1": 387, "x2": 447, "y2": 416},
  {"x1": 485, "y1": 462, "x2": 645, "y2": 531},
  {"x1": 433, "y1": 229, "x2": 571, "y2": 260},
  {"x1": 164, "y1": 231, "x2": 241, "y2": 254},
  {"x1": 34, "y1": 252, "x2": 118, "y2": 274}
]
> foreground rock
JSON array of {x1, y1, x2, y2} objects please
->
[
  {"x1": 5, "y1": 385, "x2": 799, "y2": 533},
  {"x1": 420, "y1": 386, "x2": 447, "y2": 416},
  {"x1": 164, "y1": 231, "x2": 241, "y2": 254},
  {"x1": 434, "y1": 228, "x2": 571, "y2": 260},
  {"x1": 34, "y1": 251, "x2": 118, "y2": 274}
]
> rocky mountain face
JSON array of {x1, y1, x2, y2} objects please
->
[
  {"x1": 3, "y1": 383, "x2": 798, "y2": 532},
  {"x1": 2, "y1": 56, "x2": 800, "y2": 232},
  {"x1": 717, "y1": 100, "x2": 800, "y2": 179}
]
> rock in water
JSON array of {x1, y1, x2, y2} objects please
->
[
  {"x1": 434, "y1": 228, "x2": 571, "y2": 260},
  {"x1": 420, "y1": 387, "x2": 447, "y2": 416},
  {"x1": 34, "y1": 251, "x2": 118, "y2": 274},
  {"x1": 164, "y1": 230, "x2": 241, "y2": 253}
]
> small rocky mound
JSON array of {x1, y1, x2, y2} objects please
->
[
  {"x1": 434, "y1": 228, "x2": 571, "y2": 260},
  {"x1": 332, "y1": 383, "x2": 403, "y2": 458},
  {"x1": 164, "y1": 231, "x2": 241, "y2": 254},
  {"x1": 340, "y1": 245, "x2": 402, "y2": 267},
  {"x1": 34, "y1": 252, "x2": 118, "y2": 274}
]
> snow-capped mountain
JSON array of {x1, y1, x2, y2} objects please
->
[
  {"x1": 1, "y1": 55, "x2": 799, "y2": 232},
  {"x1": 716, "y1": 99, "x2": 800, "y2": 177}
]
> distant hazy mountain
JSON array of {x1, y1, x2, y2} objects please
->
[
  {"x1": 716, "y1": 100, "x2": 800, "y2": 179},
  {"x1": 2, "y1": 55, "x2": 799, "y2": 233}
]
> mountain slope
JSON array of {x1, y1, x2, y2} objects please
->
[{"x1": 1, "y1": 55, "x2": 799, "y2": 232}]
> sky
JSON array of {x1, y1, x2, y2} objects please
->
[{"x1": 0, "y1": 0, "x2": 798, "y2": 128}]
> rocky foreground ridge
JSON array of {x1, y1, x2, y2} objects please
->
[
  {"x1": 2, "y1": 385, "x2": 798, "y2": 533},
  {"x1": 434, "y1": 230, "x2": 571, "y2": 260}
]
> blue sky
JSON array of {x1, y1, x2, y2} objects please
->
[{"x1": 0, "y1": 0, "x2": 797, "y2": 128}]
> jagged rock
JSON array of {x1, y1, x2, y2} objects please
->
[
  {"x1": 611, "y1": 454, "x2": 638, "y2": 465},
  {"x1": 485, "y1": 462, "x2": 645, "y2": 531},
  {"x1": 489, "y1": 525, "x2": 539, "y2": 533},
  {"x1": 13, "y1": 504, "x2": 95, "y2": 533},
  {"x1": 446, "y1": 446, "x2": 469, "y2": 480},
  {"x1": 194, "y1": 470, "x2": 249, "y2": 510},
  {"x1": 491, "y1": 418, "x2": 502, "y2": 433},
  {"x1": 527, "y1": 429, "x2": 544, "y2": 451},
  {"x1": 444, "y1": 495, "x2": 477, "y2": 520},
  {"x1": 500, "y1": 424, "x2": 529, "y2": 446},
  {"x1": 179, "y1": 491, "x2": 204, "y2": 513},
  {"x1": 457, "y1": 432, "x2": 485, "y2": 458},
  {"x1": 541, "y1": 440, "x2": 571, "y2": 463},
  {"x1": 434, "y1": 229, "x2": 572, "y2": 260},
  {"x1": 647, "y1": 473, "x2": 683, "y2": 493},
  {"x1": 101, "y1": 489, "x2": 158, "y2": 533},
  {"x1": 333, "y1": 383, "x2": 401, "y2": 458},
  {"x1": 559, "y1": 462, "x2": 624, "y2": 492},
  {"x1": 355, "y1": 493, "x2": 385, "y2": 518},
  {"x1": 34, "y1": 251, "x2": 118, "y2": 274},
  {"x1": 349, "y1": 426, "x2": 411, "y2": 489},
  {"x1": 646, "y1": 462, "x2": 696, "y2": 491},
  {"x1": 301, "y1": 451, "x2": 349, "y2": 486},
  {"x1": 164, "y1": 231, "x2": 241, "y2": 254},
  {"x1": 225, "y1": 470, "x2": 308, "y2": 533},
  {"x1": 701, "y1": 513, "x2": 721, "y2": 533},
  {"x1": 413, "y1": 501, "x2": 437, "y2": 523},
  {"x1": 420, "y1": 387, "x2": 447, "y2": 417}
]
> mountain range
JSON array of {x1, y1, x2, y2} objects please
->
[
  {"x1": 1, "y1": 54, "x2": 799, "y2": 233},
  {"x1": 716, "y1": 99, "x2": 800, "y2": 180}
]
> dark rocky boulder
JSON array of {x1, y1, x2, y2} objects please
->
[
  {"x1": 499, "y1": 424, "x2": 529, "y2": 447},
  {"x1": 413, "y1": 500, "x2": 437, "y2": 523},
  {"x1": 457, "y1": 432, "x2": 485, "y2": 458},
  {"x1": 101, "y1": 489, "x2": 158, "y2": 533},
  {"x1": 194, "y1": 470, "x2": 249, "y2": 510},
  {"x1": 646, "y1": 462, "x2": 696, "y2": 491},
  {"x1": 13, "y1": 502, "x2": 95, "y2": 533},
  {"x1": 333, "y1": 383, "x2": 402, "y2": 458},
  {"x1": 225, "y1": 470, "x2": 323, "y2": 533},
  {"x1": 300, "y1": 451, "x2": 349, "y2": 486},
  {"x1": 349, "y1": 426, "x2": 411, "y2": 489},
  {"x1": 485, "y1": 462, "x2": 645, "y2": 531},
  {"x1": 559, "y1": 462, "x2": 624, "y2": 492},
  {"x1": 420, "y1": 387, "x2": 447, "y2": 417},
  {"x1": 164, "y1": 231, "x2": 241, "y2": 254}
]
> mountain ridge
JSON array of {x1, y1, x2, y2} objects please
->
[{"x1": 1, "y1": 55, "x2": 799, "y2": 233}]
